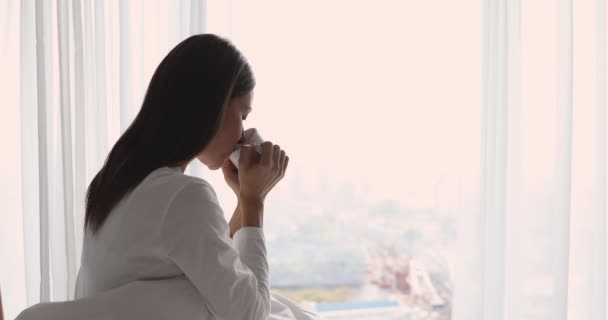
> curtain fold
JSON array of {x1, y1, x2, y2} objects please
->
[
  {"x1": 554, "y1": 0, "x2": 574, "y2": 318},
  {"x1": 18, "y1": 0, "x2": 40, "y2": 309},
  {"x1": 568, "y1": 0, "x2": 607, "y2": 319},
  {"x1": 33, "y1": 0, "x2": 51, "y2": 304}
]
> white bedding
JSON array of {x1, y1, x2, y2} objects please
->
[{"x1": 15, "y1": 276, "x2": 322, "y2": 320}]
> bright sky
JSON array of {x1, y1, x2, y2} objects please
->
[{"x1": 203, "y1": 0, "x2": 482, "y2": 210}]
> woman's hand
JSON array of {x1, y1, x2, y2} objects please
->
[
  {"x1": 221, "y1": 157, "x2": 240, "y2": 196},
  {"x1": 237, "y1": 142, "x2": 288, "y2": 202}
]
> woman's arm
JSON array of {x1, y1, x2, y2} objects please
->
[
  {"x1": 229, "y1": 202, "x2": 242, "y2": 239},
  {"x1": 161, "y1": 180, "x2": 270, "y2": 320}
]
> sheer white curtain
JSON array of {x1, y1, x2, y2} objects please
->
[
  {"x1": 2, "y1": 0, "x2": 208, "y2": 318},
  {"x1": 454, "y1": 0, "x2": 607, "y2": 319}
]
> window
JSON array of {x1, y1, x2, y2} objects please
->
[{"x1": 203, "y1": 1, "x2": 481, "y2": 318}]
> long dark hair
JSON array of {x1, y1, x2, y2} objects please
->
[{"x1": 84, "y1": 34, "x2": 255, "y2": 235}]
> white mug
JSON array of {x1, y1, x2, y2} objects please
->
[{"x1": 229, "y1": 128, "x2": 264, "y2": 170}]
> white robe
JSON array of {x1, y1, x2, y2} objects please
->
[{"x1": 16, "y1": 166, "x2": 320, "y2": 320}]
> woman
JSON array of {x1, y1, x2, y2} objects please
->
[{"x1": 60, "y1": 34, "x2": 317, "y2": 319}]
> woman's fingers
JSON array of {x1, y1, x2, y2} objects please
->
[
  {"x1": 272, "y1": 144, "x2": 281, "y2": 172},
  {"x1": 279, "y1": 150, "x2": 286, "y2": 178},
  {"x1": 260, "y1": 141, "x2": 274, "y2": 167}
]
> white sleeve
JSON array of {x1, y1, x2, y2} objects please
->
[{"x1": 160, "y1": 179, "x2": 270, "y2": 320}]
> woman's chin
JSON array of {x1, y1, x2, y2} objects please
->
[
  {"x1": 210, "y1": 158, "x2": 227, "y2": 170},
  {"x1": 209, "y1": 162, "x2": 222, "y2": 170}
]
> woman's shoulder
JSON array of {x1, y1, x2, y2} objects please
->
[
  {"x1": 157, "y1": 172, "x2": 228, "y2": 247},
  {"x1": 131, "y1": 167, "x2": 219, "y2": 216},
  {"x1": 167, "y1": 176, "x2": 219, "y2": 210},
  {"x1": 142, "y1": 167, "x2": 214, "y2": 194}
]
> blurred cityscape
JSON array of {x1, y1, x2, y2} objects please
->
[{"x1": 263, "y1": 171, "x2": 457, "y2": 320}]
